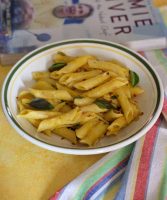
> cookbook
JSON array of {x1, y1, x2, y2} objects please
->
[{"x1": 0, "y1": 0, "x2": 167, "y2": 65}]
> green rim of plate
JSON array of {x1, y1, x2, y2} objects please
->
[{"x1": 3, "y1": 39, "x2": 161, "y2": 150}]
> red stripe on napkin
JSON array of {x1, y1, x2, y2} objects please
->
[
  {"x1": 133, "y1": 118, "x2": 161, "y2": 200},
  {"x1": 162, "y1": 97, "x2": 167, "y2": 114}
]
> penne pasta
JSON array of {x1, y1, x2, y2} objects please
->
[
  {"x1": 56, "y1": 55, "x2": 94, "y2": 74},
  {"x1": 53, "y1": 127, "x2": 77, "y2": 144},
  {"x1": 37, "y1": 107, "x2": 82, "y2": 131},
  {"x1": 21, "y1": 98, "x2": 31, "y2": 106},
  {"x1": 17, "y1": 91, "x2": 34, "y2": 100},
  {"x1": 53, "y1": 52, "x2": 74, "y2": 63},
  {"x1": 29, "y1": 88, "x2": 73, "y2": 101},
  {"x1": 74, "y1": 97, "x2": 95, "y2": 106},
  {"x1": 50, "y1": 71, "x2": 62, "y2": 80},
  {"x1": 17, "y1": 100, "x2": 25, "y2": 112},
  {"x1": 52, "y1": 102, "x2": 66, "y2": 111},
  {"x1": 43, "y1": 130, "x2": 53, "y2": 136},
  {"x1": 76, "y1": 118, "x2": 99, "y2": 139},
  {"x1": 80, "y1": 103, "x2": 108, "y2": 113},
  {"x1": 130, "y1": 86, "x2": 144, "y2": 96},
  {"x1": 88, "y1": 59, "x2": 129, "y2": 77},
  {"x1": 27, "y1": 118, "x2": 41, "y2": 128},
  {"x1": 56, "y1": 82, "x2": 80, "y2": 97},
  {"x1": 80, "y1": 121, "x2": 108, "y2": 146},
  {"x1": 84, "y1": 77, "x2": 128, "y2": 98},
  {"x1": 17, "y1": 52, "x2": 144, "y2": 146},
  {"x1": 32, "y1": 80, "x2": 55, "y2": 90},
  {"x1": 74, "y1": 72, "x2": 110, "y2": 90},
  {"x1": 115, "y1": 87, "x2": 134, "y2": 123},
  {"x1": 104, "y1": 109, "x2": 123, "y2": 121},
  {"x1": 107, "y1": 116, "x2": 127, "y2": 135},
  {"x1": 38, "y1": 78, "x2": 58, "y2": 88},
  {"x1": 59, "y1": 70, "x2": 102, "y2": 86},
  {"x1": 32, "y1": 71, "x2": 50, "y2": 80},
  {"x1": 59, "y1": 103, "x2": 72, "y2": 112},
  {"x1": 18, "y1": 109, "x2": 60, "y2": 119},
  {"x1": 79, "y1": 112, "x2": 100, "y2": 124}
]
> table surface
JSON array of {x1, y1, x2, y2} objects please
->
[{"x1": 0, "y1": 65, "x2": 104, "y2": 200}]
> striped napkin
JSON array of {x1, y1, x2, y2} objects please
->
[{"x1": 50, "y1": 49, "x2": 167, "y2": 200}]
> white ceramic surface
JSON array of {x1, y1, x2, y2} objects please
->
[{"x1": 1, "y1": 39, "x2": 164, "y2": 155}]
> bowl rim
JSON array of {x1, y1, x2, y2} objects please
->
[{"x1": 1, "y1": 38, "x2": 164, "y2": 155}]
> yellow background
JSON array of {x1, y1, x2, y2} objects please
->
[{"x1": 0, "y1": 65, "x2": 104, "y2": 200}]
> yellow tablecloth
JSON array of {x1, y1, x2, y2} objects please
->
[{"x1": 0, "y1": 65, "x2": 104, "y2": 200}]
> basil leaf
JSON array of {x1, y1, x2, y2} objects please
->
[
  {"x1": 95, "y1": 99, "x2": 113, "y2": 109},
  {"x1": 49, "y1": 62, "x2": 66, "y2": 72},
  {"x1": 130, "y1": 71, "x2": 139, "y2": 87},
  {"x1": 29, "y1": 98, "x2": 54, "y2": 110}
]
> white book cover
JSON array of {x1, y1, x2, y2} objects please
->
[{"x1": 0, "y1": 0, "x2": 167, "y2": 64}]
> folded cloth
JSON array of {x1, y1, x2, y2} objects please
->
[{"x1": 50, "y1": 49, "x2": 167, "y2": 200}]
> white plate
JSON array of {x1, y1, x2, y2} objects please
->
[{"x1": 1, "y1": 39, "x2": 164, "y2": 155}]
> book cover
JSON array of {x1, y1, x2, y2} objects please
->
[{"x1": 0, "y1": 0, "x2": 167, "y2": 65}]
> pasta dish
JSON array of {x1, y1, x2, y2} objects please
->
[{"x1": 17, "y1": 52, "x2": 144, "y2": 146}]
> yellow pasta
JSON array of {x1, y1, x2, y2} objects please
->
[
  {"x1": 78, "y1": 112, "x2": 100, "y2": 124},
  {"x1": 76, "y1": 119, "x2": 99, "y2": 139},
  {"x1": 84, "y1": 77, "x2": 128, "y2": 98},
  {"x1": 80, "y1": 121, "x2": 108, "y2": 146},
  {"x1": 59, "y1": 70, "x2": 101, "y2": 86},
  {"x1": 130, "y1": 86, "x2": 144, "y2": 96},
  {"x1": 50, "y1": 71, "x2": 62, "y2": 80},
  {"x1": 74, "y1": 72, "x2": 111, "y2": 90},
  {"x1": 37, "y1": 78, "x2": 58, "y2": 88},
  {"x1": 80, "y1": 104, "x2": 108, "y2": 113},
  {"x1": 27, "y1": 118, "x2": 41, "y2": 128},
  {"x1": 17, "y1": 52, "x2": 144, "y2": 146},
  {"x1": 53, "y1": 51, "x2": 74, "y2": 63},
  {"x1": 53, "y1": 127, "x2": 77, "y2": 144},
  {"x1": 37, "y1": 108, "x2": 82, "y2": 131},
  {"x1": 56, "y1": 82, "x2": 80, "y2": 97},
  {"x1": 56, "y1": 55, "x2": 94, "y2": 74},
  {"x1": 32, "y1": 71, "x2": 50, "y2": 80},
  {"x1": 29, "y1": 88, "x2": 73, "y2": 101},
  {"x1": 107, "y1": 116, "x2": 127, "y2": 135},
  {"x1": 115, "y1": 86, "x2": 140, "y2": 123},
  {"x1": 18, "y1": 109, "x2": 60, "y2": 119},
  {"x1": 52, "y1": 102, "x2": 66, "y2": 112},
  {"x1": 115, "y1": 87, "x2": 134, "y2": 123},
  {"x1": 88, "y1": 59, "x2": 129, "y2": 77},
  {"x1": 20, "y1": 98, "x2": 32, "y2": 107},
  {"x1": 17, "y1": 100, "x2": 25, "y2": 112},
  {"x1": 74, "y1": 97, "x2": 95, "y2": 106},
  {"x1": 59, "y1": 104, "x2": 72, "y2": 112},
  {"x1": 32, "y1": 80, "x2": 55, "y2": 90},
  {"x1": 104, "y1": 110, "x2": 123, "y2": 121},
  {"x1": 17, "y1": 90, "x2": 34, "y2": 100}
]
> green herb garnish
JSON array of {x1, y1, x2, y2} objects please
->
[
  {"x1": 95, "y1": 99, "x2": 113, "y2": 109},
  {"x1": 48, "y1": 62, "x2": 66, "y2": 72},
  {"x1": 29, "y1": 98, "x2": 54, "y2": 110},
  {"x1": 130, "y1": 70, "x2": 139, "y2": 87}
]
